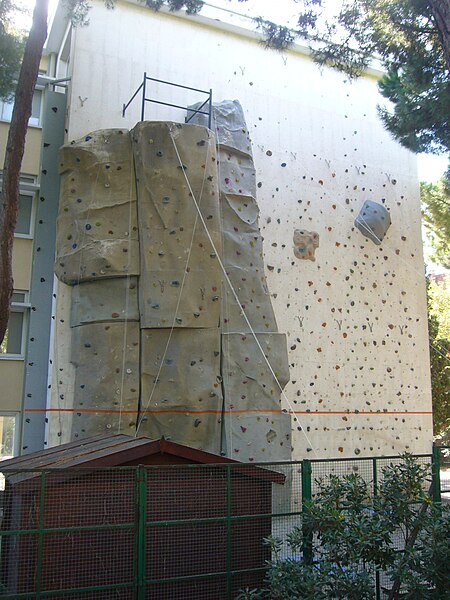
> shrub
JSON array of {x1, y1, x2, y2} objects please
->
[{"x1": 244, "y1": 455, "x2": 450, "y2": 600}]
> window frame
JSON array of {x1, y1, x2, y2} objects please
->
[
  {"x1": 0, "y1": 86, "x2": 44, "y2": 129},
  {"x1": 0, "y1": 176, "x2": 38, "y2": 240},
  {"x1": 0, "y1": 291, "x2": 30, "y2": 360},
  {"x1": 14, "y1": 189, "x2": 37, "y2": 239},
  {"x1": 0, "y1": 412, "x2": 19, "y2": 461}
]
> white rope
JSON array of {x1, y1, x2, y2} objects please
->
[
  {"x1": 169, "y1": 126, "x2": 319, "y2": 457},
  {"x1": 135, "y1": 126, "x2": 212, "y2": 435}
]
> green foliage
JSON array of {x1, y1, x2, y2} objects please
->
[
  {"x1": 62, "y1": 0, "x2": 203, "y2": 28},
  {"x1": 378, "y1": 65, "x2": 449, "y2": 155},
  {"x1": 0, "y1": 0, "x2": 25, "y2": 100},
  {"x1": 234, "y1": 588, "x2": 265, "y2": 600},
  {"x1": 428, "y1": 277, "x2": 450, "y2": 340},
  {"x1": 253, "y1": 0, "x2": 450, "y2": 154},
  {"x1": 422, "y1": 174, "x2": 450, "y2": 269},
  {"x1": 254, "y1": 455, "x2": 450, "y2": 599},
  {"x1": 62, "y1": 0, "x2": 96, "y2": 27},
  {"x1": 253, "y1": 18, "x2": 295, "y2": 52},
  {"x1": 144, "y1": 0, "x2": 203, "y2": 16},
  {"x1": 427, "y1": 277, "x2": 450, "y2": 439}
]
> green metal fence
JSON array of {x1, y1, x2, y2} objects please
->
[
  {"x1": 0, "y1": 451, "x2": 446, "y2": 599},
  {"x1": 434, "y1": 444, "x2": 450, "y2": 502}
]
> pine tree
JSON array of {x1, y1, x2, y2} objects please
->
[
  {"x1": 257, "y1": 0, "x2": 450, "y2": 154},
  {"x1": 0, "y1": 0, "x2": 24, "y2": 100},
  {"x1": 422, "y1": 171, "x2": 450, "y2": 268},
  {"x1": 427, "y1": 277, "x2": 450, "y2": 440}
]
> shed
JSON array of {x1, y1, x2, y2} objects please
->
[{"x1": 0, "y1": 435, "x2": 285, "y2": 598}]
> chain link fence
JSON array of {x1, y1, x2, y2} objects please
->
[{"x1": 0, "y1": 450, "x2": 446, "y2": 599}]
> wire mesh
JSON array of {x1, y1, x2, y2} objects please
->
[
  {"x1": 0, "y1": 453, "x2": 443, "y2": 599},
  {"x1": 0, "y1": 469, "x2": 136, "y2": 599},
  {"x1": 437, "y1": 445, "x2": 450, "y2": 498},
  {"x1": 143, "y1": 463, "x2": 298, "y2": 599}
]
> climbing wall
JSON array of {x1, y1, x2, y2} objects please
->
[
  {"x1": 54, "y1": 117, "x2": 290, "y2": 459},
  {"x1": 49, "y1": 1, "x2": 433, "y2": 458},
  {"x1": 190, "y1": 100, "x2": 291, "y2": 460},
  {"x1": 131, "y1": 121, "x2": 223, "y2": 453},
  {"x1": 55, "y1": 129, "x2": 140, "y2": 438}
]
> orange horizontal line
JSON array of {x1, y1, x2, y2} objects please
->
[
  {"x1": 293, "y1": 411, "x2": 433, "y2": 415},
  {"x1": 25, "y1": 408, "x2": 140, "y2": 414},
  {"x1": 24, "y1": 408, "x2": 433, "y2": 415}
]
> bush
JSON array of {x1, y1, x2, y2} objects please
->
[{"x1": 243, "y1": 455, "x2": 450, "y2": 600}]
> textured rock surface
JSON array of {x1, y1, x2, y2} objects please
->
[
  {"x1": 355, "y1": 200, "x2": 391, "y2": 245},
  {"x1": 56, "y1": 129, "x2": 139, "y2": 284},
  {"x1": 190, "y1": 100, "x2": 291, "y2": 460},
  {"x1": 293, "y1": 229, "x2": 320, "y2": 261},
  {"x1": 55, "y1": 111, "x2": 290, "y2": 459},
  {"x1": 139, "y1": 328, "x2": 222, "y2": 454},
  {"x1": 131, "y1": 122, "x2": 222, "y2": 329},
  {"x1": 70, "y1": 321, "x2": 140, "y2": 438}
]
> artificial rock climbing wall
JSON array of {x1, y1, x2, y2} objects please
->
[
  {"x1": 56, "y1": 129, "x2": 141, "y2": 439},
  {"x1": 49, "y1": 0, "x2": 433, "y2": 459},
  {"x1": 190, "y1": 101, "x2": 291, "y2": 460},
  {"x1": 54, "y1": 112, "x2": 290, "y2": 460}
]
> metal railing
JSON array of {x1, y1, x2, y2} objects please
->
[
  {"x1": 122, "y1": 72, "x2": 212, "y2": 128},
  {"x1": 0, "y1": 450, "x2": 446, "y2": 599},
  {"x1": 435, "y1": 444, "x2": 450, "y2": 500}
]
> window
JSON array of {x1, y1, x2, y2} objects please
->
[
  {"x1": 15, "y1": 192, "x2": 34, "y2": 236},
  {"x1": 0, "y1": 191, "x2": 35, "y2": 237},
  {"x1": 0, "y1": 88, "x2": 43, "y2": 127},
  {"x1": 0, "y1": 414, "x2": 17, "y2": 490},
  {"x1": 1, "y1": 313, "x2": 24, "y2": 355},
  {"x1": 0, "y1": 292, "x2": 29, "y2": 358},
  {"x1": 0, "y1": 415, "x2": 17, "y2": 461}
]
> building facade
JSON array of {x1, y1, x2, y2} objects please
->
[
  {"x1": 0, "y1": 53, "x2": 67, "y2": 458},
  {"x1": 1, "y1": 0, "x2": 433, "y2": 459}
]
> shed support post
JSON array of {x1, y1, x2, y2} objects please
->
[
  {"x1": 136, "y1": 465, "x2": 147, "y2": 599},
  {"x1": 226, "y1": 464, "x2": 232, "y2": 600},
  {"x1": 432, "y1": 445, "x2": 442, "y2": 504},
  {"x1": 373, "y1": 458, "x2": 381, "y2": 600},
  {"x1": 36, "y1": 471, "x2": 47, "y2": 598},
  {"x1": 301, "y1": 459, "x2": 313, "y2": 565}
]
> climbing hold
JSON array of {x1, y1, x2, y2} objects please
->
[
  {"x1": 354, "y1": 200, "x2": 391, "y2": 245},
  {"x1": 293, "y1": 229, "x2": 319, "y2": 261}
]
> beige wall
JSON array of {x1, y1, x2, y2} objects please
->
[
  {"x1": 0, "y1": 122, "x2": 41, "y2": 175},
  {"x1": 12, "y1": 238, "x2": 33, "y2": 291},
  {"x1": 0, "y1": 361, "x2": 24, "y2": 411},
  {"x1": 52, "y1": 1, "x2": 433, "y2": 458}
]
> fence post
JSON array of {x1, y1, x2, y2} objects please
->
[
  {"x1": 35, "y1": 471, "x2": 46, "y2": 599},
  {"x1": 208, "y1": 89, "x2": 213, "y2": 130},
  {"x1": 373, "y1": 458, "x2": 381, "y2": 600},
  {"x1": 432, "y1": 445, "x2": 442, "y2": 504},
  {"x1": 226, "y1": 464, "x2": 232, "y2": 600},
  {"x1": 136, "y1": 465, "x2": 147, "y2": 600},
  {"x1": 141, "y1": 72, "x2": 147, "y2": 122},
  {"x1": 301, "y1": 459, "x2": 313, "y2": 565}
]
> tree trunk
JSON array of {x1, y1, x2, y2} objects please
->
[
  {"x1": 429, "y1": 0, "x2": 450, "y2": 72},
  {"x1": 0, "y1": 0, "x2": 49, "y2": 344}
]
